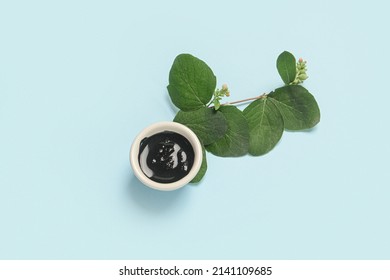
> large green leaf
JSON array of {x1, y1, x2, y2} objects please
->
[
  {"x1": 173, "y1": 107, "x2": 227, "y2": 145},
  {"x1": 168, "y1": 54, "x2": 216, "y2": 111},
  {"x1": 268, "y1": 85, "x2": 320, "y2": 130},
  {"x1": 276, "y1": 51, "x2": 296, "y2": 85},
  {"x1": 243, "y1": 97, "x2": 284, "y2": 156},
  {"x1": 191, "y1": 144, "x2": 207, "y2": 183},
  {"x1": 205, "y1": 106, "x2": 249, "y2": 157}
]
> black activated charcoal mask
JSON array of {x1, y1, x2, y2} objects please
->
[{"x1": 138, "y1": 131, "x2": 195, "y2": 183}]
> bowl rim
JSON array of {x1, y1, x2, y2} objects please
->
[{"x1": 130, "y1": 121, "x2": 203, "y2": 191}]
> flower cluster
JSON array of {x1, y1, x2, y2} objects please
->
[
  {"x1": 291, "y1": 58, "x2": 308, "y2": 85},
  {"x1": 212, "y1": 84, "x2": 230, "y2": 110}
]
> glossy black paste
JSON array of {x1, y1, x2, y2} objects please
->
[{"x1": 138, "y1": 131, "x2": 195, "y2": 183}]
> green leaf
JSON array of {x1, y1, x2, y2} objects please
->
[
  {"x1": 168, "y1": 54, "x2": 216, "y2": 111},
  {"x1": 276, "y1": 51, "x2": 296, "y2": 85},
  {"x1": 268, "y1": 85, "x2": 320, "y2": 130},
  {"x1": 173, "y1": 107, "x2": 228, "y2": 145},
  {"x1": 243, "y1": 97, "x2": 284, "y2": 156},
  {"x1": 190, "y1": 144, "x2": 207, "y2": 183},
  {"x1": 213, "y1": 98, "x2": 221, "y2": 110},
  {"x1": 206, "y1": 106, "x2": 249, "y2": 157}
]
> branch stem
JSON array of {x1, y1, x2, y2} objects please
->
[{"x1": 221, "y1": 93, "x2": 267, "y2": 106}]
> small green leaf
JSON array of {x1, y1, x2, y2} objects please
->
[
  {"x1": 168, "y1": 54, "x2": 216, "y2": 111},
  {"x1": 276, "y1": 51, "x2": 297, "y2": 85},
  {"x1": 173, "y1": 107, "x2": 227, "y2": 145},
  {"x1": 191, "y1": 144, "x2": 207, "y2": 183},
  {"x1": 213, "y1": 98, "x2": 221, "y2": 110},
  {"x1": 268, "y1": 85, "x2": 320, "y2": 130},
  {"x1": 243, "y1": 97, "x2": 284, "y2": 156},
  {"x1": 206, "y1": 106, "x2": 249, "y2": 157}
]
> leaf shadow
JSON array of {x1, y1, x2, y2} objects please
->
[
  {"x1": 285, "y1": 126, "x2": 319, "y2": 133},
  {"x1": 127, "y1": 174, "x2": 188, "y2": 214}
]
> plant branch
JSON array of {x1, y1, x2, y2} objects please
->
[
  {"x1": 206, "y1": 98, "x2": 215, "y2": 107},
  {"x1": 220, "y1": 93, "x2": 267, "y2": 107}
]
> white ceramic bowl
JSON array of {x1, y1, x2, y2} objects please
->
[{"x1": 130, "y1": 121, "x2": 203, "y2": 191}]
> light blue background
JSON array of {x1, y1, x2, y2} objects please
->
[{"x1": 1, "y1": 0, "x2": 389, "y2": 259}]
